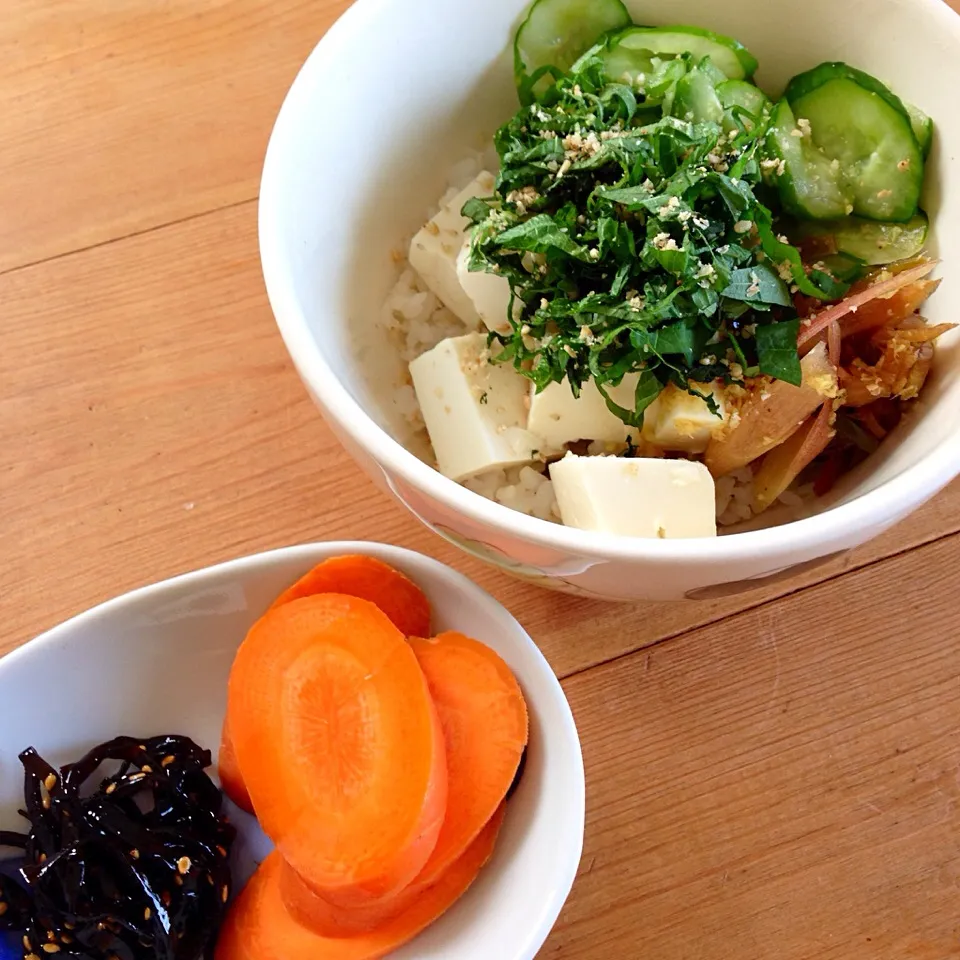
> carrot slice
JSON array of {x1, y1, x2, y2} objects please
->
[
  {"x1": 268, "y1": 554, "x2": 431, "y2": 638},
  {"x1": 279, "y1": 804, "x2": 507, "y2": 942},
  {"x1": 216, "y1": 807, "x2": 504, "y2": 960},
  {"x1": 228, "y1": 594, "x2": 447, "y2": 905},
  {"x1": 220, "y1": 554, "x2": 433, "y2": 815},
  {"x1": 218, "y1": 712, "x2": 254, "y2": 815},
  {"x1": 279, "y1": 632, "x2": 528, "y2": 935}
]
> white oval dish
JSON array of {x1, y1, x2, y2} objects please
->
[
  {"x1": 259, "y1": 0, "x2": 960, "y2": 601},
  {"x1": 0, "y1": 542, "x2": 584, "y2": 960}
]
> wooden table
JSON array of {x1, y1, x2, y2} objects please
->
[{"x1": 2, "y1": 3, "x2": 958, "y2": 956}]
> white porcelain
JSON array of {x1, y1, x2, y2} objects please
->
[
  {"x1": 0, "y1": 542, "x2": 584, "y2": 960},
  {"x1": 259, "y1": 0, "x2": 960, "y2": 601}
]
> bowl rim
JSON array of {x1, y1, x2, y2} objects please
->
[
  {"x1": 0, "y1": 540, "x2": 585, "y2": 959},
  {"x1": 258, "y1": 0, "x2": 960, "y2": 565}
]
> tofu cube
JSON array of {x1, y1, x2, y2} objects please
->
[
  {"x1": 549, "y1": 454, "x2": 717, "y2": 538},
  {"x1": 409, "y1": 333, "x2": 540, "y2": 481},
  {"x1": 641, "y1": 381, "x2": 729, "y2": 453},
  {"x1": 528, "y1": 375, "x2": 641, "y2": 453},
  {"x1": 455, "y1": 239, "x2": 514, "y2": 333},
  {"x1": 409, "y1": 172, "x2": 496, "y2": 325}
]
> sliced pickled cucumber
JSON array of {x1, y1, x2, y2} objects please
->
[
  {"x1": 906, "y1": 102, "x2": 933, "y2": 158},
  {"x1": 784, "y1": 63, "x2": 924, "y2": 222},
  {"x1": 791, "y1": 213, "x2": 928, "y2": 265},
  {"x1": 603, "y1": 25, "x2": 757, "y2": 81},
  {"x1": 672, "y1": 63, "x2": 724, "y2": 124},
  {"x1": 717, "y1": 79, "x2": 769, "y2": 116},
  {"x1": 514, "y1": 0, "x2": 631, "y2": 85},
  {"x1": 765, "y1": 99, "x2": 850, "y2": 220}
]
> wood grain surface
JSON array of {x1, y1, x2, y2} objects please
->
[{"x1": 1, "y1": 2, "x2": 958, "y2": 956}]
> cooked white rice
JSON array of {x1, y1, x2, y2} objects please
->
[{"x1": 380, "y1": 161, "x2": 815, "y2": 532}]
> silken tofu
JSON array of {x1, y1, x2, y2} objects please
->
[
  {"x1": 527, "y1": 375, "x2": 641, "y2": 453},
  {"x1": 455, "y1": 240, "x2": 513, "y2": 333},
  {"x1": 549, "y1": 454, "x2": 717, "y2": 538},
  {"x1": 641, "y1": 381, "x2": 729, "y2": 453},
  {"x1": 409, "y1": 172, "x2": 497, "y2": 326},
  {"x1": 409, "y1": 333, "x2": 540, "y2": 481}
]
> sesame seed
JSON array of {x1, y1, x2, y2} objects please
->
[
  {"x1": 23, "y1": 935, "x2": 31, "y2": 950},
  {"x1": 144, "y1": 907, "x2": 152, "y2": 920},
  {"x1": 221, "y1": 885, "x2": 229, "y2": 903},
  {"x1": 141, "y1": 765, "x2": 152, "y2": 774},
  {"x1": 25, "y1": 953, "x2": 40, "y2": 960},
  {"x1": 105, "y1": 782, "x2": 117, "y2": 794},
  {"x1": 38, "y1": 853, "x2": 47, "y2": 863},
  {"x1": 217, "y1": 845, "x2": 228, "y2": 858},
  {"x1": 174, "y1": 875, "x2": 183, "y2": 886},
  {"x1": 177, "y1": 856, "x2": 192, "y2": 875},
  {"x1": 43, "y1": 774, "x2": 57, "y2": 791},
  {"x1": 42, "y1": 795, "x2": 51, "y2": 810},
  {"x1": 161, "y1": 755, "x2": 175, "y2": 767},
  {"x1": 0, "y1": 901, "x2": 6, "y2": 916},
  {"x1": 130, "y1": 849, "x2": 140, "y2": 860},
  {"x1": 41, "y1": 942, "x2": 60, "y2": 953}
]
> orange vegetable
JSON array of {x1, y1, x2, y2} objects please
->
[
  {"x1": 280, "y1": 632, "x2": 528, "y2": 935},
  {"x1": 279, "y1": 804, "x2": 506, "y2": 943},
  {"x1": 704, "y1": 343, "x2": 837, "y2": 478},
  {"x1": 268, "y1": 554, "x2": 431, "y2": 638},
  {"x1": 752, "y1": 402, "x2": 836, "y2": 512},
  {"x1": 797, "y1": 260, "x2": 938, "y2": 347},
  {"x1": 227, "y1": 594, "x2": 448, "y2": 905},
  {"x1": 218, "y1": 554, "x2": 433, "y2": 815},
  {"x1": 216, "y1": 807, "x2": 505, "y2": 960},
  {"x1": 218, "y1": 713, "x2": 254, "y2": 815}
]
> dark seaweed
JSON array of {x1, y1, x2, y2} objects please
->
[{"x1": 0, "y1": 735, "x2": 235, "y2": 959}]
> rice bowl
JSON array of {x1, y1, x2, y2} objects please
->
[{"x1": 259, "y1": 0, "x2": 960, "y2": 600}]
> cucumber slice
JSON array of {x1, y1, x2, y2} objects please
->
[
  {"x1": 785, "y1": 62, "x2": 912, "y2": 122},
  {"x1": 791, "y1": 213, "x2": 929, "y2": 265},
  {"x1": 906, "y1": 102, "x2": 933, "y2": 158},
  {"x1": 790, "y1": 78, "x2": 923, "y2": 221},
  {"x1": 765, "y1": 99, "x2": 850, "y2": 220},
  {"x1": 590, "y1": 38, "x2": 656, "y2": 86},
  {"x1": 717, "y1": 79, "x2": 770, "y2": 117},
  {"x1": 717, "y1": 79, "x2": 770, "y2": 133},
  {"x1": 673, "y1": 63, "x2": 724, "y2": 124},
  {"x1": 605, "y1": 25, "x2": 757, "y2": 80},
  {"x1": 514, "y1": 0, "x2": 632, "y2": 82}
]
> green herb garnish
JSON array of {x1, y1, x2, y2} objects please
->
[{"x1": 463, "y1": 54, "x2": 844, "y2": 423}]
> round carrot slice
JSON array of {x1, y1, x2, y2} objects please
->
[
  {"x1": 218, "y1": 712, "x2": 254, "y2": 814},
  {"x1": 279, "y1": 632, "x2": 528, "y2": 935},
  {"x1": 268, "y1": 554, "x2": 431, "y2": 638},
  {"x1": 216, "y1": 807, "x2": 505, "y2": 960},
  {"x1": 228, "y1": 593, "x2": 447, "y2": 904},
  {"x1": 220, "y1": 553, "x2": 433, "y2": 814}
]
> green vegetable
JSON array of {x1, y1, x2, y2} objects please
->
[
  {"x1": 755, "y1": 319, "x2": 802, "y2": 385},
  {"x1": 788, "y1": 212, "x2": 928, "y2": 265},
  {"x1": 782, "y1": 63, "x2": 924, "y2": 221},
  {"x1": 466, "y1": 54, "x2": 844, "y2": 425},
  {"x1": 906, "y1": 102, "x2": 933, "y2": 158},
  {"x1": 602, "y1": 25, "x2": 757, "y2": 81},
  {"x1": 514, "y1": 0, "x2": 631, "y2": 101}
]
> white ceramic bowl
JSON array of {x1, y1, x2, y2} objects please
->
[
  {"x1": 259, "y1": 0, "x2": 960, "y2": 601},
  {"x1": 0, "y1": 542, "x2": 584, "y2": 959}
]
